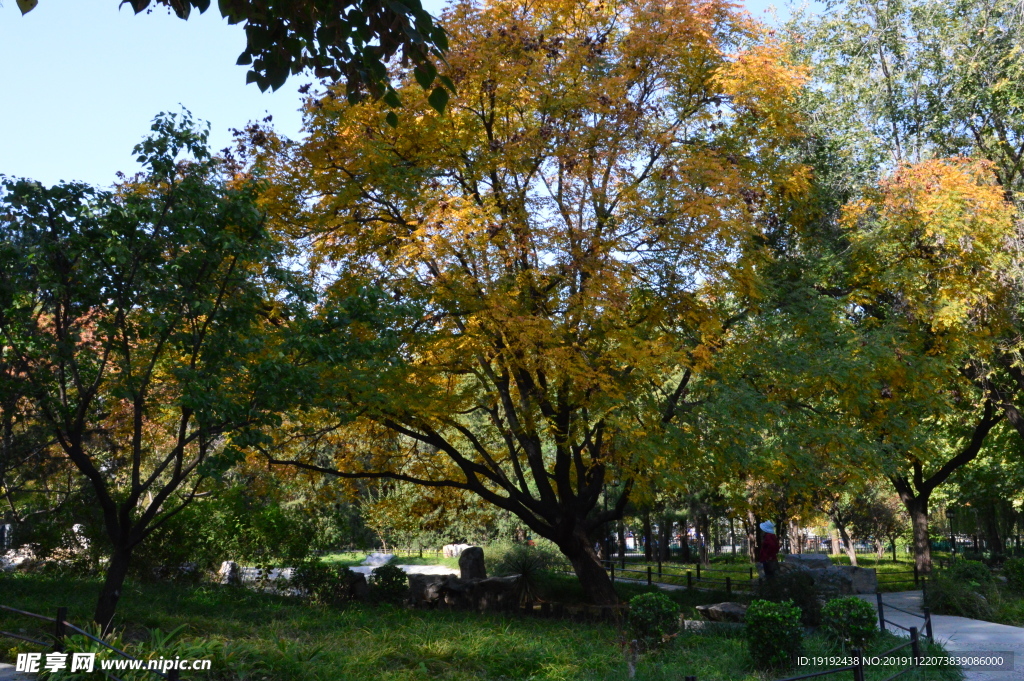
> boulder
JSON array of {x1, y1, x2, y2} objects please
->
[
  {"x1": 775, "y1": 561, "x2": 804, "y2": 576},
  {"x1": 443, "y1": 543, "x2": 473, "y2": 558},
  {"x1": 363, "y1": 552, "x2": 395, "y2": 566},
  {"x1": 1, "y1": 547, "x2": 36, "y2": 571},
  {"x1": 696, "y1": 602, "x2": 748, "y2": 623},
  {"x1": 785, "y1": 553, "x2": 833, "y2": 570},
  {"x1": 459, "y1": 546, "x2": 487, "y2": 579},
  {"x1": 408, "y1": 574, "x2": 518, "y2": 610},
  {"x1": 847, "y1": 566, "x2": 878, "y2": 594},
  {"x1": 342, "y1": 569, "x2": 370, "y2": 601},
  {"x1": 805, "y1": 565, "x2": 877, "y2": 595},
  {"x1": 811, "y1": 565, "x2": 853, "y2": 595},
  {"x1": 408, "y1": 574, "x2": 448, "y2": 607},
  {"x1": 218, "y1": 560, "x2": 240, "y2": 585}
]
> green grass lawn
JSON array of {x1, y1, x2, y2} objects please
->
[
  {"x1": 612, "y1": 553, "x2": 925, "y2": 593},
  {"x1": 1, "y1": 572, "x2": 962, "y2": 681}
]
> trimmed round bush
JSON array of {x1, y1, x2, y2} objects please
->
[
  {"x1": 746, "y1": 599, "x2": 802, "y2": 670},
  {"x1": 821, "y1": 596, "x2": 877, "y2": 648},
  {"x1": 627, "y1": 592, "x2": 680, "y2": 651},
  {"x1": 371, "y1": 563, "x2": 408, "y2": 603},
  {"x1": 1002, "y1": 557, "x2": 1024, "y2": 593}
]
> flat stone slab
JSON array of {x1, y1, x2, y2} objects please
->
[
  {"x1": 786, "y1": 553, "x2": 833, "y2": 570},
  {"x1": 696, "y1": 601, "x2": 747, "y2": 622}
]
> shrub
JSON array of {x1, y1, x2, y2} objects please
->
[
  {"x1": 924, "y1": 574, "x2": 994, "y2": 620},
  {"x1": 821, "y1": 597, "x2": 877, "y2": 649},
  {"x1": 491, "y1": 543, "x2": 557, "y2": 604},
  {"x1": 371, "y1": 563, "x2": 408, "y2": 603},
  {"x1": 292, "y1": 560, "x2": 361, "y2": 606},
  {"x1": 746, "y1": 599, "x2": 803, "y2": 670},
  {"x1": 627, "y1": 592, "x2": 680, "y2": 651},
  {"x1": 947, "y1": 559, "x2": 992, "y2": 586},
  {"x1": 754, "y1": 570, "x2": 821, "y2": 625},
  {"x1": 45, "y1": 624, "x2": 223, "y2": 680},
  {"x1": 1002, "y1": 558, "x2": 1024, "y2": 593}
]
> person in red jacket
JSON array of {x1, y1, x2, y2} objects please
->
[{"x1": 758, "y1": 520, "x2": 780, "y2": 579}]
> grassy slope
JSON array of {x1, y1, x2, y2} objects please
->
[{"x1": 1, "y1": 572, "x2": 961, "y2": 681}]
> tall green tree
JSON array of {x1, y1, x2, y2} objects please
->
[{"x1": 0, "y1": 111, "x2": 312, "y2": 630}]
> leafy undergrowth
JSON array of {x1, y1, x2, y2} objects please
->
[
  {"x1": 925, "y1": 574, "x2": 1024, "y2": 626},
  {"x1": 1, "y1": 573, "x2": 960, "y2": 681}
]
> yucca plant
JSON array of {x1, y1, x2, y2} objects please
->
[{"x1": 492, "y1": 544, "x2": 555, "y2": 605}]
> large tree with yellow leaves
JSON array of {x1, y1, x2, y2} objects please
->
[{"x1": 253, "y1": 0, "x2": 807, "y2": 603}]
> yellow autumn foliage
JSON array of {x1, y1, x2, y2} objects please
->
[{"x1": 252, "y1": 0, "x2": 808, "y2": 598}]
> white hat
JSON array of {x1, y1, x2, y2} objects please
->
[{"x1": 759, "y1": 520, "x2": 776, "y2": 534}]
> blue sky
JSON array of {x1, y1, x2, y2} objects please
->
[{"x1": 1, "y1": 0, "x2": 801, "y2": 187}]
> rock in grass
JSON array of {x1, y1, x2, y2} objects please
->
[
  {"x1": 218, "y1": 560, "x2": 240, "y2": 585},
  {"x1": 443, "y1": 543, "x2": 472, "y2": 558},
  {"x1": 459, "y1": 546, "x2": 487, "y2": 579},
  {"x1": 696, "y1": 602, "x2": 748, "y2": 623},
  {"x1": 785, "y1": 554, "x2": 833, "y2": 570},
  {"x1": 408, "y1": 574, "x2": 447, "y2": 607},
  {"x1": 363, "y1": 552, "x2": 395, "y2": 566}
]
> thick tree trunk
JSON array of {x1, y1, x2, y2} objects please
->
[
  {"x1": 833, "y1": 518, "x2": 858, "y2": 566},
  {"x1": 746, "y1": 510, "x2": 758, "y2": 563},
  {"x1": 777, "y1": 513, "x2": 789, "y2": 554},
  {"x1": 680, "y1": 517, "x2": 692, "y2": 563},
  {"x1": 831, "y1": 529, "x2": 841, "y2": 556},
  {"x1": 659, "y1": 517, "x2": 671, "y2": 562},
  {"x1": 642, "y1": 511, "x2": 653, "y2": 561},
  {"x1": 907, "y1": 499, "x2": 931, "y2": 572},
  {"x1": 699, "y1": 513, "x2": 709, "y2": 565},
  {"x1": 984, "y1": 506, "x2": 1003, "y2": 554},
  {"x1": 558, "y1": 527, "x2": 619, "y2": 605},
  {"x1": 890, "y1": 403, "x2": 1001, "y2": 573},
  {"x1": 94, "y1": 547, "x2": 132, "y2": 634}
]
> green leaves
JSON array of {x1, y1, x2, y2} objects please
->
[
  {"x1": 16, "y1": 0, "x2": 38, "y2": 14},
  {"x1": 427, "y1": 86, "x2": 449, "y2": 115}
]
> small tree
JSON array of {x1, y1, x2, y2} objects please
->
[{"x1": 0, "y1": 112, "x2": 307, "y2": 631}]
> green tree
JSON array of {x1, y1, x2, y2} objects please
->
[{"x1": 0, "y1": 111, "x2": 313, "y2": 630}]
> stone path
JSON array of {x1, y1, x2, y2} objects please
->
[
  {"x1": 858, "y1": 591, "x2": 1024, "y2": 680},
  {"x1": 0, "y1": 663, "x2": 32, "y2": 681}
]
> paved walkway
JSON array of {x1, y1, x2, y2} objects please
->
[
  {"x1": 859, "y1": 591, "x2": 1024, "y2": 680},
  {"x1": 0, "y1": 663, "x2": 32, "y2": 681}
]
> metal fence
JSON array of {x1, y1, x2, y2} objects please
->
[{"x1": 0, "y1": 604, "x2": 181, "y2": 681}]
